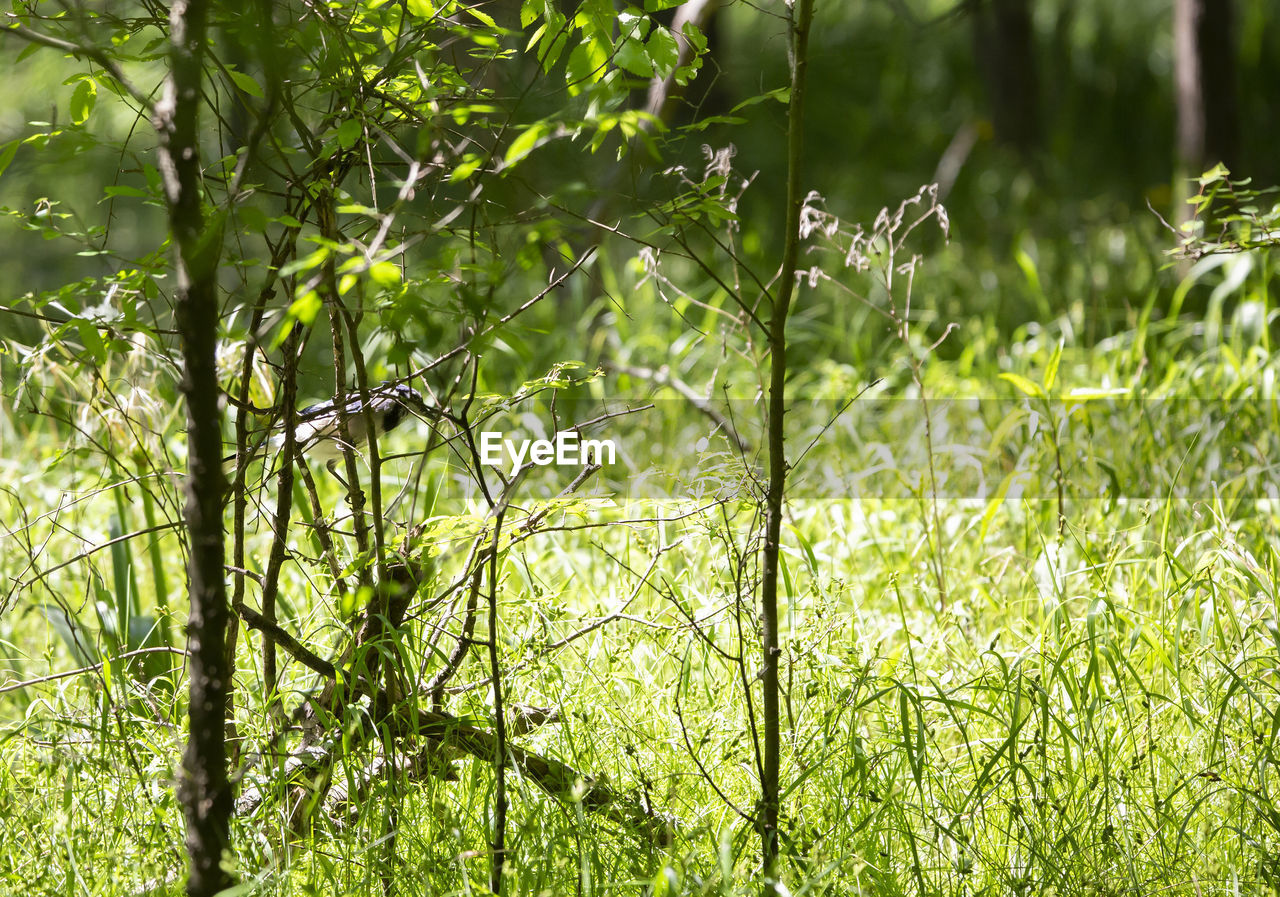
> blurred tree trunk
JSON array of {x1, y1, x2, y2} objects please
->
[
  {"x1": 971, "y1": 0, "x2": 1040, "y2": 153},
  {"x1": 1174, "y1": 0, "x2": 1238, "y2": 176},
  {"x1": 646, "y1": 0, "x2": 722, "y2": 126}
]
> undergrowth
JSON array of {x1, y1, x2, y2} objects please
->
[{"x1": 4, "y1": 282, "x2": 1280, "y2": 895}]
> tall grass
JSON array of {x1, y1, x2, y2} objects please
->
[{"x1": 3, "y1": 255, "x2": 1280, "y2": 895}]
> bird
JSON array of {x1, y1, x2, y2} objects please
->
[{"x1": 226, "y1": 383, "x2": 433, "y2": 466}]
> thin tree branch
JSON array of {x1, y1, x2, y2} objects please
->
[
  {"x1": 2, "y1": 21, "x2": 155, "y2": 111},
  {"x1": 758, "y1": 0, "x2": 814, "y2": 877}
]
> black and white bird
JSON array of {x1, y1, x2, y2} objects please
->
[{"x1": 228, "y1": 383, "x2": 432, "y2": 465}]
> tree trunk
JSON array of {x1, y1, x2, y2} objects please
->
[
  {"x1": 971, "y1": 0, "x2": 1040, "y2": 153},
  {"x1": 1174, "y1": 0, "x2": 1238, "y2": 175},
  {"x1": 155, "y1": 0, "x2": 234, "y2": 893},
  {"x1": 760, "y1": 0, "x2": 814, "y2": 882},
  {"x1": 644, "y1": 0, "x2": 722, "y2": 126}
]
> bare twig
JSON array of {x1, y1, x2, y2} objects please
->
[
  {"x1": 0, "y1": 647, "x2": 188, "y2": 696},
  {"x1": 234, "y1": 601, "x2": 336, "y2": 680}
]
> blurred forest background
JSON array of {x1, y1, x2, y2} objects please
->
[{"x1": 4, "y1": 0, "x2": 1277, "y2": 358}]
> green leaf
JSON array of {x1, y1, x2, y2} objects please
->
[
  {"x1": 684, "y1": 115, "x2": 746, "y2": 133},
  {"x1": 537, "y1": 23, "x2": 569, "y2": 71},
  {"x1": 406, "y1": 0, "x2": 437, "y2": 17},
  {"x1": 336, "y1": 118, "x2": 362, "y2": 150},
  {"x1": 578, "y1": 0, "x2": 614, "y2": 38},
  {"x1": 464, "y1": 5, "x2": 497, "y2": 27},
  {"x1": 999, "y1": 372, "x2": 1046, "y2": 400},
  {"x1": 237, "y1": 204, "x2": 268, "y2": 233},
  {"x1": 1197, "y1": 162, "x2": 1230, "y2": 186},
  {"x1": 1062, "y1": 387, "x2": 1130, "y2": 401},
  {"x1": 75, "y1": 319, "x2": 107, "y2": 365},
  {"x1": 289, "y1": 289, "x2": 322, "y2": 326},
  {"x1": 369, "y1": 261, "x2": 401, "y2": 287},
  {"x1": 103, "y1": 185, "x2": 147, "y2": 199},
  {"x1": 673, "y1": 22, "x2": 706, "y2": 85},
  {"x1": 450, "y1": 153, "x2": 484, "y2": 181},
  {"x1": 525, "y1": 23, "x2": 546, "y2": 52},
  {"x1": 228, "y1": 69, "x2": 264, "y2": 98},
  {"x1": 647, "y1": 27, "x2": 679, "y2": 75},
  {"x1": 41, "y1": 605, "x2": 95, "y2": 667},
  {"x1": 70, "y1": 79, "x2": 97, "y2": 126},
  {"x1": 588, "y1": 117, "x2": 617, "y2": 153},
  {"x1": 681, "y1": 20, "x2": 708, "y2": 54},
  {"x1": 1043, "y1": 338, "x2": 1063, "y2": 393},
  {"x1": 566, "y1": 39, "x2": 607, "y2": 94},
  {"x1": 616, "y1": 8, "x2": 646, "y2": 31},
  {"x1": 280, "y1": 246, "x2": 328, "y2": 277},
  {"x1": 615, "y1": 36, "x2": 653, "y2": 76},
  {"x1": 978, "y1": 471, "x2": 1018, "y2": 545},
  {"x1": 504, "y1": 122, "x2": 546, "y2": 167},
  {"x1": 1014, "y1": 247, "x2": 1042, "y2": 299},
  {"x1": 0, "y1": 141, "x2": 19, "y2": 182}
]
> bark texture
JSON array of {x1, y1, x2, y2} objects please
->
[{"x1": 154, "y1": 1, "x2": 234, "y2": 893}]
